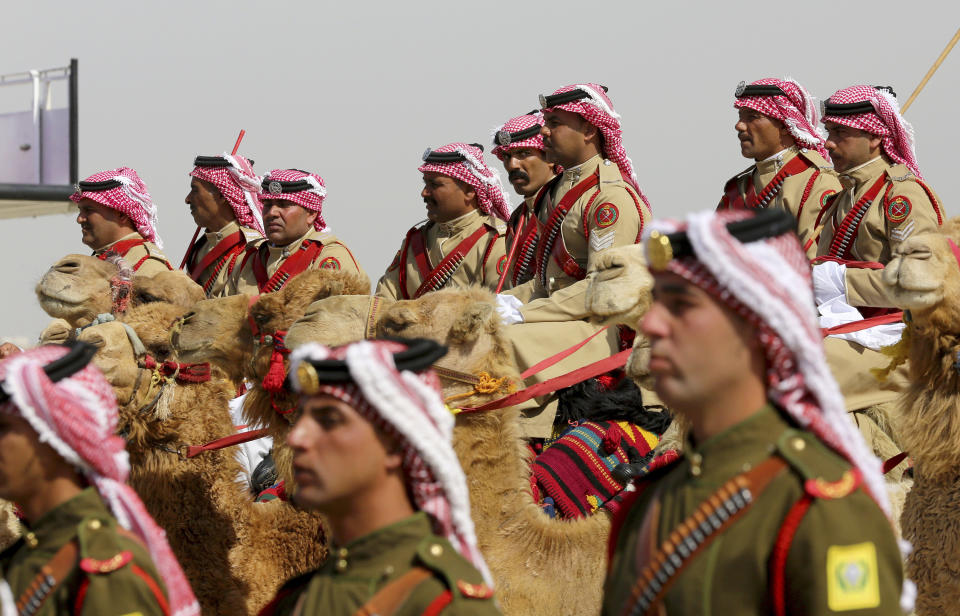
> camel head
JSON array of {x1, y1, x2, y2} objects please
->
[
  {"x1": 285, "y1": 295, "x2": 394, "y2": 350},
  {"x1": 172, "y1": 294, "x2": 253, "y2": 384},
  {"x1": 883, "y1": 218, "x2": 960, "y2": 331},
  {"x1": 122, "y1": 301, "x2": 195, "y2": 362},
  {"x1": 76, "y1": 320, "x2": 143, "y2": 410},
  {"x1": 585, "y1": 243, "x2": 654, "y2": 328},
  {"x1": 36, "y1": 254, "x2": 116, "y2": 327},
  {"x1": 131, "y1": 270, "x2": 205, "y2": 310},
  {"x1": 376, "y1": 287, "x2": 520, "y2": 404}
]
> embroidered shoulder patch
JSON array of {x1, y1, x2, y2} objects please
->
[
  {"x1": 318, "y1": 257, "x2": 341, "y2": 271},
  {"x1": 80, "y1": 550, "x2": 133, "y2": 574},
  {"x1": 457, "y1": 580, "x2": 494, "y2": 599},
  {"x1": 804, "y1": 469, "x2": 861, "y2": 499},
  {"x1": 496, "y1": 255, "x2": 507, "y2": 275},
  {"x1": 387, "y1": 249, "x2": 401, "y2": 272},
  {"x1": 826, "y1": 542, "x2": 880, "y2": 611},
  {"x1": 820, "y1": 190, "x2": 837, "y2": 208},
  {"x1": 593, "y1": 203, "x2": 619, "y2": 228},
  {"x1": 885, "y1": 195, "x2": 911, "y2": 225}
]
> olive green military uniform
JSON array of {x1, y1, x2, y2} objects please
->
[
  {"x1": 375, "y1": 210, "x2": 507, "y2": 300},
  {"x1": 185, "y1": 220, "x2": 261, "y2": 298},
  {"x1": 815, "y1": 157, "x2": 943, "y2": 308},
  {"x1": 262, "y1": 513, "x2": 500, "y2": 615},
  {"x1": 719, "y1": 147, "x2": 841, "y2": 258},
  {"x1": 0, "y1": 488, "x2": 168, "y2": 616},
  {"x1": 93, "y1": 232, "x2": 172, "y2": 277},
  {"x1": 502, "y1": 156, "x2": 652, "y2": 438},
  {"x1": 602, "y1": 405, "x2": 902, "y2": 616},
  {"x1": 229, "y1": 228, "x2": 368, "y2": 295}
]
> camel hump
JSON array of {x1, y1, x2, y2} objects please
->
[
  {"x1": 411, "y1": 537, "x2": 497, "y2": 609},
  {"x1": 775, "y1": 428, "x2": 857, "y2": 491}
]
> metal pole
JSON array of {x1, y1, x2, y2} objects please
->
[{"x1": 902, "y1": 26, "x2": 960, "y2": 113}]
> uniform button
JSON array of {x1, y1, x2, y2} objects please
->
[
  {"x1": 383, "y1": 565, "x2": 395, "y2": 577},
  {"x1": 87, "y1": 519, "x2": 102, "y2": 530},
  {"x1": 791, "y1": 437, "x2": 806, "y2": 451},
  {"x1": 337, "y1": 548, "x2": 348, "y2": 558},
  {"x1": 689, "y1": 453, "x2": 703, "y2": 477},
  {"x1": 336, "y1": 559, "x2": 348, "y2": 572},
  {"x1": 429, "y1": 544, "x2": 443, "y2": 557},
  {"x1": 24, "y1": 532, "x2": 38, "y2": 548}
]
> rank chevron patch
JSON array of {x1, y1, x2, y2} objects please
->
[{"x1": 590, "y1": 229, "x2": 615, "y2": 252}]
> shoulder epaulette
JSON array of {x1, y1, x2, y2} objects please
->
[
  {"x1": 797, "y1": 148, "x2": 835, "y2": 171},
  {"x1": 775, "y1": 429, "x2": 861, "y2": 499},
  {"x1": 415, "y1": 537, "x2": 492, "y2": 601},
  {"x1": 76, "y1": 517, "x2": 133, "y2": 575}
]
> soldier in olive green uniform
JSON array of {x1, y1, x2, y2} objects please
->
[
  {"x1": 71, "y1": 167, "x2": 173, "y2": 276},
  {"x1": 229, "y1": 169, "x2": 367, "y2": 295},
  {"x1": 490, "y1": 112, "x2": 558, "y2": 290},
  {"x1": 602, "y1": 209, "x2": 903, "y2": 615},
  {"x1": 718, "y1": 78, "x2": 841, "y2": 257},
  {"x1": 262, "y1": 338, "x2": 500, "y2": 615},
  {"x1": 497, "y1": 84, "x2": 653, "y2": 438},
  {"x1": 181, "y1": 153, "x2": 265, "y2": 297},
  {"x1": 375, "y1": 143, "x2": 509, "y2": 301},
  {"x1": 0, "y1": 344, "x2": 199, "y2": 616}
]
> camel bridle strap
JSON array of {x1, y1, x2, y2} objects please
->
[
  {"x1": 436, "y1": 365, "x2": 516, "y2": 404},
  {"x1": 246, "y1": 295, "x2": 296, "y2": 414},
  {"x1": 365, "y1": 296, "x2": 383, "y2": 340}
]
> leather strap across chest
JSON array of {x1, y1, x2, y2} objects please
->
[
  {"x1": 509, "y1": 207, "x2": 542, "y2": 286},
  {"x1": 722, "y1": 155, "x2": 812, "y2": 211},
  {"x1": 252, "y1": 240, "x2": 325, "y2": 293},
  {"x1": 15, "y1": 539, "x2": 79, "y2": 616},
  {"x1": 399, "y1": 224, "x2": 493, "y2": 299},
  {"x1": 535, "y1": 170, "x2": 600, "y2": 286},
  {"x1": 620, "y1": 455, "x2": 789, "y2": 616},
  {"x1": 820, "y1": 175, "x2": 889, "y2": 260},
  {"x1": 96, "y1": 238, "x2": 172, "y2": 272},
  {"x1": 186, "y1": 230, "x2": 247, "y2": 293}
]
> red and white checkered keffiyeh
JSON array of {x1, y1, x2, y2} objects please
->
[
  {"x1": 261, "y1": 169, "x2": 328, "y2": 231},
  {"x1": 542, "y1": 83, "x2": 651, "y2": 209},
  {"x1": 644, "y1": 210, "x2": 890, "y2": 519},
  {"x1": 734, "y1": 77, "x2": 831, "y2": 161},
  {"x1": 189, "y1": 153, "x2": 265, "y2": 235},
  {"x1": 70, "y1": 167, "x2": 164, "y2": 249},
  {"x1": 490, "y1": 112, "x2": 546, "y2": 159},
  {"x1": 418, "y1": 142, "x2": 511, "y2": 221},
  {"x1": 822, "y1": 85, "x2": 922, "y2": 179},
  {"x1": 289, "y1": 340, "x2": 493, "y2": 586},
  {"x1": 0, "y1": 346, "x2": 200, "y2": 616}
]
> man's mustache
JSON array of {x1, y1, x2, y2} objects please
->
[{"x1": 508, "y1": 170, "x2": 529, "y2": 183}]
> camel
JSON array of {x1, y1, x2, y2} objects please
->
[
  {"x1": 36, "y1": 254, "x2": 204, "y2": 343},
  {"x1": 76, "y1": 315, "x2": 326, "y2": 615},
  {"x1": 879, "y1": 217, "x2": 960, "y2": 616}
]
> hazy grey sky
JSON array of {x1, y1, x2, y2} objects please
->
[{"x1": 2, "y1": 1, "x2": 957, "y2": 343}]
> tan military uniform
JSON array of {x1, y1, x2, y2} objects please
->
[
  {"x1": 603, "y1": 405, "x2": 902, "y2": 616},
  {"x1": 375, "y1": 209, "x2": 507, "y2": 300},
  {"x1": 0, "y1": 488, "x2": 168, "y2": 616},
  {"x1": 93, "y1": 232, "x2": 171, "y2": 277},
  {"x1": 502, "y1": 156, "x2": 652, "y2": 437},
  {"x1": 183, "y1": 220, "x2": 261, "y2": 298},
  {"x1": 718, "y1": 147, "x2": 841, "y2": 257},
  {"x1": 502, "y1": 195, "x2": 541, "y2": 289},
  {"x1": 815, "y1": 157, "x2": 943, "y2": 308},
  {"x1": 229, "y1": 228, "x2": 367, "y2": 295},
  {"x1": 261, "y1": 512, "x2": 500, "y2": 615}
]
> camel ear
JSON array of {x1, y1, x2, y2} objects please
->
[{"x1": 449, "y1": 302, "x2": 494, "y2": 344}]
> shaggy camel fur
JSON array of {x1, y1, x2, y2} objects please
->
[
  {"x1": 375, "y1": 287, "x2": 612, "y2": 616},
  {"x1": 36, "y1": 254, "x2": 204, "y2": 343},
  {"x1": 880, "y1": 218, "x2": 960, "y2": 616},
  {"x1": 171, "y1": 269, "x2": 371, "y2": 487},
  {"x1": 78, "y1": 313, "x2": 326, "y2": 615}
]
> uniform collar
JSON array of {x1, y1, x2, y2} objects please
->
[
  {"x1": 436, "y1": 209, "x2": 480, "y2": 237},
  {"x1": 837, "y1": 156, "x2": 885, "y2": 190},
  {"x1": 268, "y1": 229, "x2": 312, "y2": 258},
  {"x1": 559, "y1": 154, "x2": 602, "y2": 189},
  {"x1": 684, "y1": 403, "x2": 788, "y2": 479},
  {"x1": 20, "y1": 487, "x2": 109, "y2": 548},
  {"x1": 755, "y1": 147, "x2": 798, "y2": 176},
  {"x1": 95, "y1": 231, "x2": 143, "y2": 254},
  {"x1": 328, "y1": 512, "x2": 432, "y2": 575},
  {"x1": 204, "y1": 220, "x2": 239, "y2": 244}
]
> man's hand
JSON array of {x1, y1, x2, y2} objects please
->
[
  {"x1": 496, "y1": 294, "x2": 524, "y2": 325},
  {"x1": 0, "y1": 342, "x2": 22, "y2": 359}
]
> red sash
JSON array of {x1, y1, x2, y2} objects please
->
[
  {"x1": 820, "y1": 176, "x2": 888, "y2": 260},
  {"x1": 252, "y1": 240, "x2": 325, "y2": 293},
  {"x1": 534, "y1": 171, "x2": 600, "y2": 286},
  {"x1": 398, "y1": 224, "x2": 493, "y2": 299},
  {"x1": 96, "y1": 238, "x2": 172, "y2": 272},
  {"x1": 186, "y1": 231, "x2": 247, "y2": 293},
  {"x1": 720, "y1": 155, "x2": 811, "y2": 211}
]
